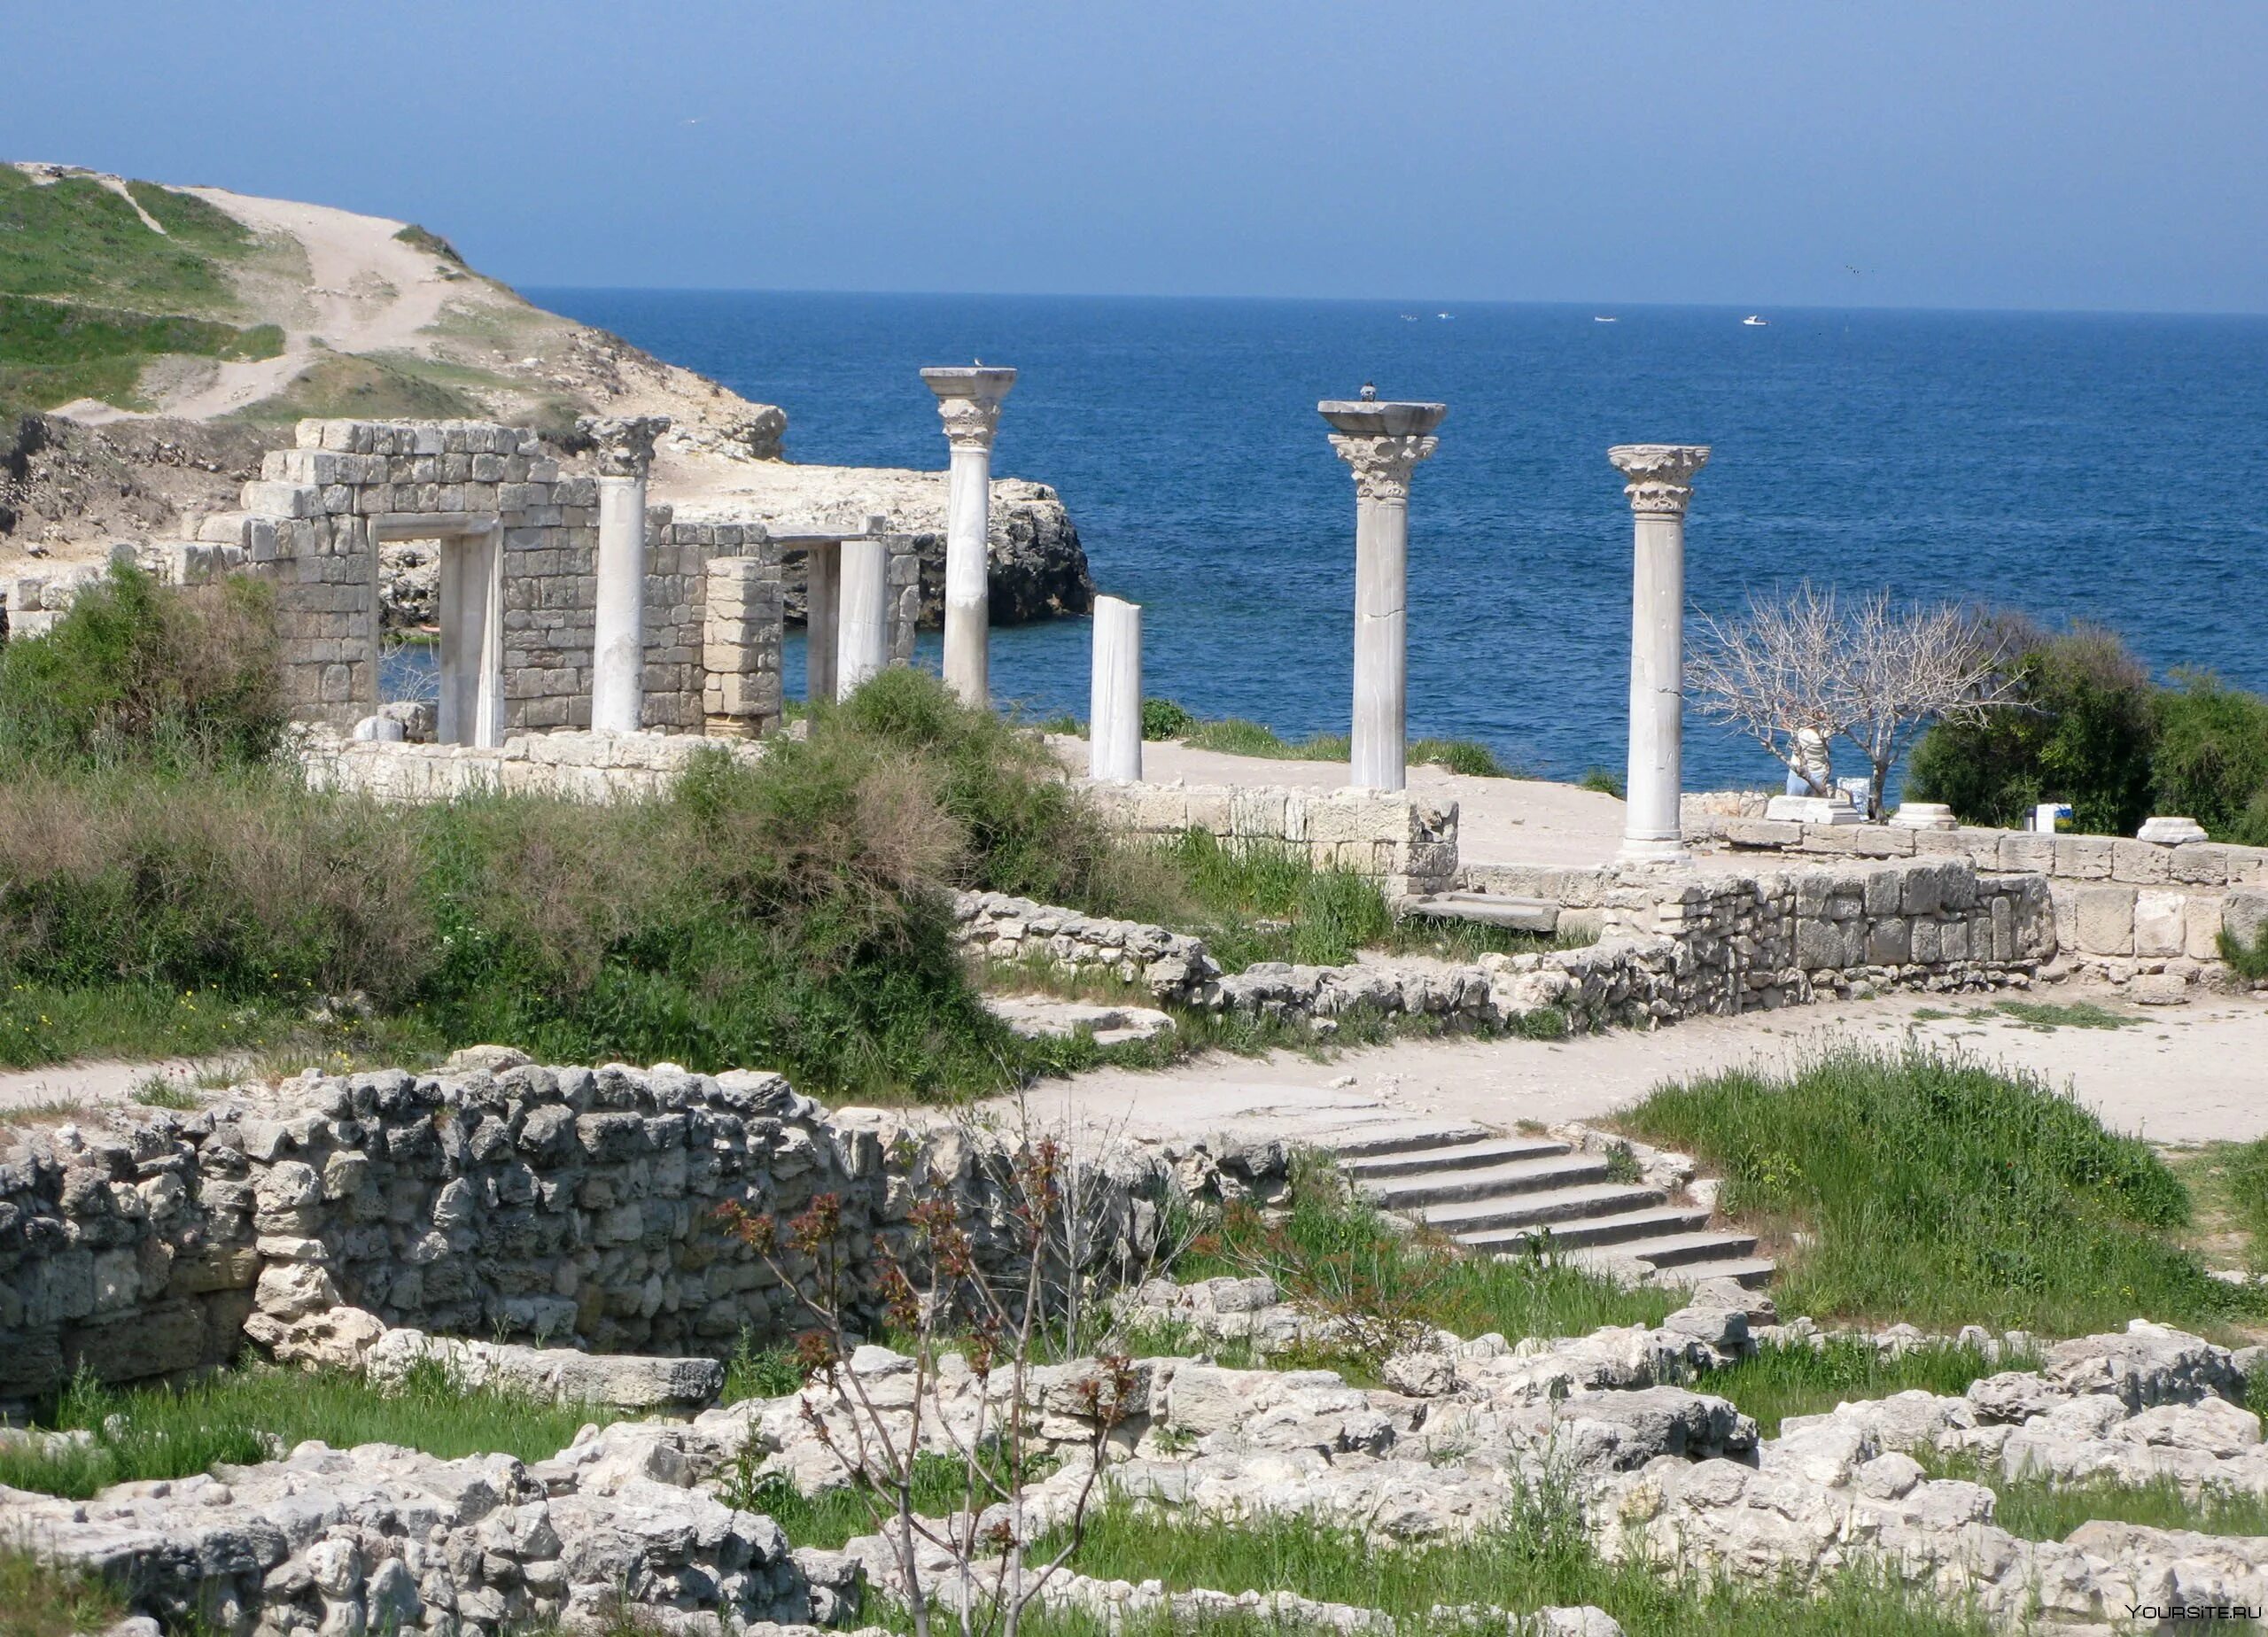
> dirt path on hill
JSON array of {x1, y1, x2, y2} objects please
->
[{"x1": 160, "y1": 189, "x2": 460, "y2": 419}]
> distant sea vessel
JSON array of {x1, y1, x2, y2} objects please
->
[
  {"x1": 1743, "y1": 314, "x2": 1769, "y2": 327},
  {"x1": 1594, "y1": 315, "x2": 1617, "y2": 323},
  {"x1": 1437, "y1": 312, "x2": 1452, "y2": 319}
]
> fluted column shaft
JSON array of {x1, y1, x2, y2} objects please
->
[{"x1": 1609, "y1": 443, "x2": 1711, "y2": 863}]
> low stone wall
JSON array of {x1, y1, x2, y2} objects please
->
[
  {"x1": 298, "y1": 726, "x2": 761, "y2": 803},
  {"x1": 0, "y1": 1059, "x2": 1169, "y2": 1408},
  {"x1": 955, "y1": 861, "x2": 2042, "y2": 1038},
  {"x1": 1466, "y1": 857, "x2": 2051, "y2": 1012},
  {"x1": 1082, "y1": 781, "x2": 1458, "y2": 896},
  {"x1": 1690, "y1": 812, "x2": 2268, "y2": 990}
]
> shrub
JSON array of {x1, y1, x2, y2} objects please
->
[
  {"x1": 1577, "y1": 766, "x2": 1626, "y2": 798},
  {"x1": 1907, "y1": 620, "x2": 2155, "y2": 835},
  {"x1": 1409, "y1": 737, "x2": 1511, "y2": 777},
  {"x1": 1140, "y1": 696, "x2": 1196, "y2": 740},
  {"x1": 2151, "y1": 674, "x2": 2268, "y2": 844},
  {"x1": 1621, "y1": 1045, "x2": 2246, "y2": 1333},
  {"x1": 1290, "y1": 870, "x2": 1394, "y2": 965},
  {"x1": 0, "y1": 565, "x2": 287, "y2": 771}
]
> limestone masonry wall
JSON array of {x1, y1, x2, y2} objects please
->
[
  {"x1": 958, "y1": 855, "x2": 2046, "y2": 1036},
  {"x1": 1688, "y1": 812, "x2": 2268, "y2": 989},
  {"x1": 0, "y1": 1061, "x2": 1169, "y2": 1411},
  {"x1": 299, "y1": 728, "x2": 761, "y2": 803},
  {"x1": 1082, "y1": 780, "x2": 1460, "y2": 896}
]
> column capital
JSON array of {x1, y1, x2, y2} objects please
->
[
  {"x1": 580, "y1": 415, "x2": 672, "y2": 479},
  {"x1": 1326, "y1": 433, "x2": 1441, "y2": 502},
  {"x1": 1320, "y1": 399, "x2": 1447, "y2": 503},
  {"x1": 921, "y1": 366, "x2": 1017, "y2": 451},
  {"x1": 1608, "y1": 444, "x2": 1711, "y2": 516}
]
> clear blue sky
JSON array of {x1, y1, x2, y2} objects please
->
[{"x1": 11, "y1": 0, "x2": 2266, "y2": 314}]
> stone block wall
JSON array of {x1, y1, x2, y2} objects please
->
[
  {"x1": 1689, "y1": 812, "x2": 2268, "y2": 988},
  {"x1": 299, "y1": 728, "x2": 763, "y2": 803},
  {"x1": 1467, "y1": 857, "x2": 2054, "y2": 1012},
  {"x1": 701, "y1": 554, "x2": 784, "y2": 736},
  {"x1": 1084, "y1": 781, "x2": 1459, "y2": 896},
  {"x1": 183, "y1": 421, "x2": 796, "y2": 737},
  {"x1": 0, "y1": 1062, "x2": 1170, "y2": 1408}
]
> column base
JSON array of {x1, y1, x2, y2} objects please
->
[{"x1": 1617, "y1": 835, "x2": 1691, "y2": 866}]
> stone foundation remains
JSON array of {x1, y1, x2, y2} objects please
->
[
  {"x1": 956, "y1": 853, "x2": 2049, "y2": 1037},
  {"x1": 0, "y1": 1059, "x2": 1170, "y2": 1410},
  {"x1": 1688, "y1": 811, "x2": 2268, "y2": 995}
]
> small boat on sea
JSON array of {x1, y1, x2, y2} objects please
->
[
  {"x1": 1594, "y1": 315, "x2": 1617, "y2": 323},
  {"x1": 1743, "y1": 314, "x2": 1768, "y2": 326}
]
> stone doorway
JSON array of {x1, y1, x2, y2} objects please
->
[{"x1": 376, "y1": 516, "x2": 502, "y2": 747}]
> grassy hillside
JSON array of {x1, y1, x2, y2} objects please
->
[{"x1": 0, "y1": 166, "x2": 281, "y2": 416}]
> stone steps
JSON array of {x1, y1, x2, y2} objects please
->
[
  {"x1": 1332, "y1": 1126, "x2": 1776, "y2": 1293},
  {"x1": 1356, "y1": 1153, "x2": 1618, "y2": 1211},
  {"x1": 1339, "y1": 1134, "x2": 1571, "y2": 1180}
]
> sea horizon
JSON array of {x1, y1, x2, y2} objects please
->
[{"x1": 531, "y1": 288, "x2": 2268, "y2": 789}]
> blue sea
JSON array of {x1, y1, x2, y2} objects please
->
[{"x1": 527, "y1": 291, "x2": 2268, "y2": 789}]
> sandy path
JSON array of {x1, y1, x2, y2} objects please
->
[
  {"x1": 65, "y1": 189, "x2": 461, "y2": 423},
  {"x1": 995, "y1": 984, "x2": 2268, "y2": 1152}
]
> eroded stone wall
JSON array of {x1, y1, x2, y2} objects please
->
[{"x1": 0, "y1": 1062, "x2": 1169, "y2": 1410}]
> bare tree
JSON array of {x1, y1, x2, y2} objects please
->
[
  {"x1": 1688, "y1": 583, "x2": 2015, "y2": 818},
  {"x1": 1837, "y1": 591, "x2": 2016, "y2": 818},
  {"x1": 1686, "y1": 581, "x2": 1850, "y2": 796},
  {"x1": 715, "y1": 1129, "x2": 1138, "y2": 1637}
]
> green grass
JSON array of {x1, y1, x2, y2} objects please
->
[
  {"x1": 0, "y1": 1541, "x2": 127, "y2": 1637},
  {"x1": 1577, "y1": 766, "x2": 1627, "y2": 798},
  {"x1": 0, "y1": 292, "x2": 282, "y2": 414},
  {"x1": 1167, "y1": 1158, "x2": 1674, "y2": 1373},
  {"x1": 2222, "y1": 922, "x2": 2268, "y2": 982},
  {"x1": 1986, "y1": 999, "x2": 2137, "y2": 1031},
  {"x1": 393, "y1": 223, "x2": 466, "y2": 266},
  {"x1": 1038, "y1": 1493, "x2": 1992, "y2": 1637},
  {"x1": 1132, "y1": 830, "x2": 1592, "y2": 974},
  {"x1": 1620, "y1": 1045, "x2": 2258, "y2": 1334},
  {"x1": 233, "y1": 347, "x2": 485, "y2": 424},
  {"x1": 1695, "y1": 1336, "x2": 2034, "y2": 1438},
  {"x1": 0, "y1": 165, "x2": 252, "y2": 314},
  {"x1": 1918, "y1": 1451, "x2": 2268, "y2": 1540},
  {"x1": 1170, "y1": 715, "x2": 1512, "y2": 778},
  {"x1": 724, "y1": 1449, "x2": 1049, "y2": 1551},
  {"x1": 0, "y1": 1361, "x2": 616, "y2": 1500}
]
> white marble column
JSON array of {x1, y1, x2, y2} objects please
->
[
  {"x1": 920, "y1": 366, "x2": 1016, "y2": 707},
  {"x1": 804, "y1": 539, "x2": 841, "y2": 705},
  {"x1": 836, "y1": 534, "x2": 891, "y2": 699},
  {"x1": 583, "y1": 414, "x2": 670, "y2": 733},
  {"x1": 1319, "y1": 398, "x2": 1446, "y2": 791},
  {"x1": 1608, "y1": 443, "x2": 1711, "y2": 863},
  {"x1": 1088, "y1": 594, "x2": 1143, "y2": 782}
]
